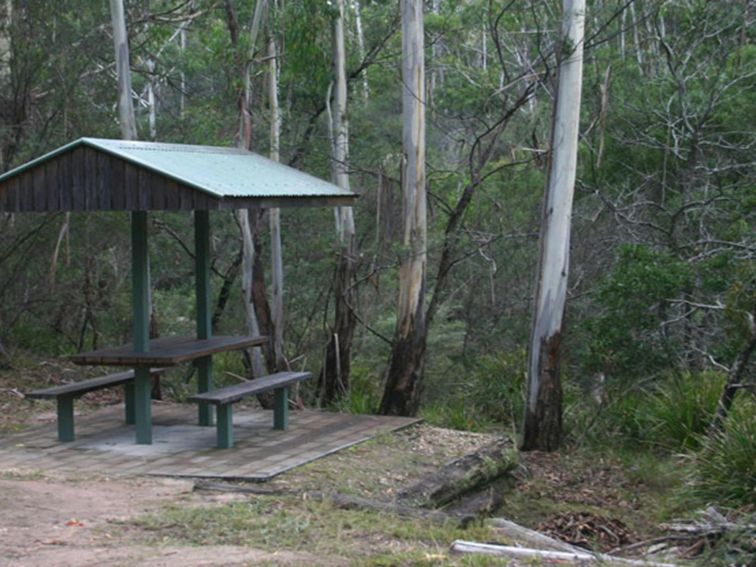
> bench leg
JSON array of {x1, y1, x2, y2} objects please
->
[
  {"x1": 196, "y1": 356, "x2": 214, "y2": 426},
  {"x1": 124, "y1": 382, "x2": 135, "y2": 425},
  {"x1": 217, "y1": 404, "x2": 233, "y2": 449},
  {"x1": 57, "y1": 396, "x2": 75, "y2": 442},
  {"x1": 273, "y1": 387, "x2": 289, "y2": 430}
]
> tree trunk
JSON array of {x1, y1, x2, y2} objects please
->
[
  {"x1": 109, "y1": 0, "x2": 137, "y2": 141},
  {"x1": 522, "y1": 0, "x2": 585, "y2": 452},
  {"x1": 709, "y1": 312, "x2": 756, "y2": 435},
  {"x1": 267, "y1": 26, "x2": 286, "y2": 371},
  {"x1": 318, "y1": 0, "x2": 358, "y2": 406},
  {"x1": 224, "y1": 0, "x2": 269, "y2": 379},
  {"x1": 352, "y1": 0, "x2": 369, "y2": 102},
  {"x1": 146, "y1": 58, "x2": 157, "y2": 140},
  {"x1": 379, "y1": 0, "x2": 427, "y2": 417}
]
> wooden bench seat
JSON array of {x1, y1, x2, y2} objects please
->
[
  {"x1": 188, "y1": 371, "x2": 312, "y2": 448},
  {"x1": 26, "y1": 368, "x2": 165, "y2": 442}
]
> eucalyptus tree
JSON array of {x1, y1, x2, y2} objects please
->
[
  {"x1": 267, "y1": 1, "x2": 286, "y2": 372},
  {"x1": 109, "y1": 0, "x2": 138, "y2": 141},
  {"x1": 318, "y1": 0, "x2": 358, "y2": 406},
  {"x1": 522, "y1": 0, "x2": 585, "y2": 451},
  {"x1": 379, "y1": 0, "x2": 427, "y2": 416},
  {"x1": 223, "y1": 0, "x2": 269, "y2": 379}
]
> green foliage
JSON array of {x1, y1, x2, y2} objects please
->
[
  {"x1": 641, "y1": 372, "x2": 724, "y2": 451},
  {"x1": 336, "y1": 363, "x2": 381, "y2": 415},
  {"x1": 421, "y1": 350, "x2": 525, "y2": 432},
  {"x1": 581, "y1": 245, "x2": 692, "y2": 381},
  {"x1": 686, "y1": 398, "x2": 756, "y2": 508},
  {"x1": 584, "y1": 372, "x2": 725, "y2": 451}
]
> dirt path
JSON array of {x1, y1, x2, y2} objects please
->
[{"x1": 0, "y1": 475, "x2": 325, "y2": 566}]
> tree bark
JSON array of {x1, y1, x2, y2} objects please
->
[
  {"x1": 109, "y1": 0, "x2": 138, "y2": 141},
  {"x1": 379, "y1": 0, "x2": 427, "y2": 417},
  {"x1": 352, "y1": 0, "x2": 369, "y2": 102},
  {"x1": 522, "y1": 0, "x2": 585, "y2": 451},
  {"x1": 709, "y1": 312, "x2": 755, "y2": 434},
  {"x1": 267, "y1": 24, "x2": 286, "y2": 371},
  {"x1": 318, "y1": 0, "x2": 358, "y2": 406},
  {"x1": 224, "y1": 0, "x2": 269, "y2": 379}
]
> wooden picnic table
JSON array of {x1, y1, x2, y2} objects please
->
[{"x1": 70, "y1": 335, "x2": 267, "y2": 366}]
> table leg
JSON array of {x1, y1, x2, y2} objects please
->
[
  {"x1": 124, "y1": 382, "x2": 135, "y2": 424},
  {"x1": 134, "y1": 367, "x2": 152, "y2": 444},
  {"x1": 57, "y1": 396, "x2": 75, "y2": 442},
  {"x1": 217, "y1": 404, "x2": 233, "y2": 448},
  {"x1": 197, "y1": 356, "x2": 214, "y2": 426},
  {"x1": 274, "y1": 387, "x2": 289, "y2": 430}
]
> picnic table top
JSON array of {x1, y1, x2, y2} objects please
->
[{"x1": 69, "y1": 335, "x2": 266, "y2": 367}]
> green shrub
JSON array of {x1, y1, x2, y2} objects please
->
[
  {"x1": 687, "y1": 399, "x2": 756, "y2": 508},
  {"x1": 642, "y1": 372, "x2": 724, "y2": 451},
  {"x1": 589, "y1": 371, "x2": 725, "y2": 450},
  {"x1": 336, "y1": 364, "x2": 381, "y2": 414},
  {"x1": 420, "y1": 350, "x2": 525, "y2": 432}
]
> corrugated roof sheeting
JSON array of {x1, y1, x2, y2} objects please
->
[{"x1": 0, "y1": 138, "x2": 356, "y2": 203}]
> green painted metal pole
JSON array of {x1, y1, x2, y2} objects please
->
[
  {"x1": 195, "y1": 210, "x2": 214, "y2": 426},
  {"x1": 132, "y1": 211, "x2": 152, "y2": 444},
  {"x1": 57, "y1": 396, "x2": 75, "y2": 442},
  {"x1": 217, "y1": 404, "x2": 234, "y2": 448},
  {"x1": 273, "y1": 387, "x2": 289, "y2": 430},
  {"x1": 124, "y1": 382, "x2": 135, "y2": 425}
]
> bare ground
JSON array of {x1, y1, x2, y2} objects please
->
[{"x1": 0, "y1": 475, "x2": 329, "y2": 566}]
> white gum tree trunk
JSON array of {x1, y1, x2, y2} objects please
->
[
  {"x1": 379, "y1": 0, "x2": 427, "y2": 416},
  {"x1": 109, "y1": 0, "x2": 137, "y2": 141},
  {"x1": 268, "y1": 27, "x2": 285, "y2": 370},
  {"x1": 230, "y1": 0, "x2": 267, "y2": 378},
  {"x1": 522, "y1": 0, "x2": 585, "y2": 451},
  {"x1": 318, "y1": 0, "x2": 357, "y2": 405},
  {"x1": 352, "y1": 0, "x2": 369, "y2": 102},
  {"x1": 0, "y1": 0, "x2": 12, "y2": 172}
]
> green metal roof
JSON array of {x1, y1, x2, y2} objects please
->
[{"x1": 0, "y1": 138, "x2": 356, "y2": 201}]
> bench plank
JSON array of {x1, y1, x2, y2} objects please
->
[
  {"x1": 188, "y1": 371, "x2": 312, "y2": 406},
  {"x1": 26, "y1": 368, "x2": 165, "y2": 399}
]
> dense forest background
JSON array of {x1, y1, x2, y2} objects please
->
[{"x1": 0, "y1": 0, "x2": 753, "y2": 507}]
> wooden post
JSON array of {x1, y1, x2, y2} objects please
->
[
  {"x1": 195, "y1": 209, "x2": 214, "y2": 426},
  {"x1": 132, "y1": 211, "x2": 152, "y2": 444}
]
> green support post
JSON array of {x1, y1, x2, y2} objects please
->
[
  {"x1": 273, "y1": 387, "x2": 289, "y2": 430},
  {"x1": 195, "y1": 210, "x2": 214, "y2": 426},
  {"x1": 57, "y1": 396, "x2": 75, "y2": 442},
  {"x1": 132, "y1": 211, "x2": 152, "y2": 444},
  {"x1": 124, "y1": 382, "x2": 135, "y2": 425},
  {"x1": 217, "y1": 404, "x2": 234, "y2": 448}
]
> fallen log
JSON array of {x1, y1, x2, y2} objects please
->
[
  {"x1": 398, "y1": 437, "x2": 518, "y2": 508},
  {"x1": 450, "y1": 540, "x2": 680, "y2": 566},
  {"x1": 193, "y1": 481, "x2": 475, "y2": 527},
  {"x1": 444, "y1": 486, "x2": 505, "y2": 519},
  {"x1": 324, "y1": 493, "x2": 476, "y2": 527}
]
